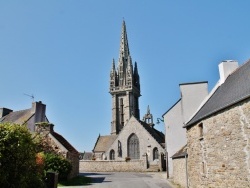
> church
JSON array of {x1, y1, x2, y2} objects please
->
[{"x1": 92, "y1": 21, "x2": 166, "y2": 171}]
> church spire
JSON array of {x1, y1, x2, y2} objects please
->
[
  {"x1": 119, "y1": 20, "x2": 130, "y2": 60},
  {"x1": 110, "y1": 21, "x2": 141, "y2": 135}
]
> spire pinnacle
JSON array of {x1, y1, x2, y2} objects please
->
[
  {"x1": 119, "y1": 20, "x2": 130, "y2": 60},
  {"x1": 147, "y1": 105, "x2": 150, "y2": 114}
]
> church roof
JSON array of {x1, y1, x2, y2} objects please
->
[
  {"x1": 139, "y1": 120, "x2": 165, "y2": 148},
  {"x1": 93, "y1": 135, "x2": 118, "y2": 152},
  {"x1": 185, "y1": 59, "x2": 250, "y2": 128},
  {"x1": 0, "y1": 109, "x2": 34, "y2": 125}
]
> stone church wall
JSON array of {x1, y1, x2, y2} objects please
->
[
  {"x1": 105, "y1": 117, "x2": 165, "y2": 164},
  {"x1": 187, "y1": 99, "x2": 250, "y2": 188},
  {"x1": 79, "y1": 159, "x2": 147, "y2": 172}
]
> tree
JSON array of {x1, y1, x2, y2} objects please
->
[{"x1": 0, "y1": 123, "x2": 44, "y2": 188}]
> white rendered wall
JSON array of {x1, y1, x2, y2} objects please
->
[{"x1": 163, "y1": 82, "x2": 208, "y2": 178}]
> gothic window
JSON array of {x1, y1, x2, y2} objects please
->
[
  {"x1": 110, "y1": 149, "x2": 115, "y2": 160},
  {"x1": 153, "y1": 147, "x2": 159, "y2": 160},
  {"x1": 118, "y1": 140, "x2": 122, "y2": 157},
  {"x1": 127, "y1": 133, "x2": 140, "y2": 159}
]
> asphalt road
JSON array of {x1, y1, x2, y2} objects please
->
[{"x1": 66, "y1": 172, "x2": 175, "y2": 188}]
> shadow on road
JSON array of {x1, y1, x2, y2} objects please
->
[{"x1": 79, "y1": 172, "x2": 112, "y2": 184}]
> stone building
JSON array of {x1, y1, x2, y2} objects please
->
[
  {"x1": 91, "y1": 21, "x2": 166, "y2": 171},
  {"x1": 184, "y1": 60, "x2": 250, "y2": 187},
  {"x1": 171, "y1": 145, "x2": 188, "y2": 188},
  {"x1": 0, "y1": 101, "x2": 79, "y2": 178},
  {"x1": 162, "y1": 82, "x2": 208, "y2": 178}
]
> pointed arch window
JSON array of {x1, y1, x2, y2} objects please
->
[
  {"x1": 110, "y1": 149, "x2": 115, "y2": 160},
  {"x1": 153, "y1": 147, "x2": 159, "y2": 160},
  {"x1": 127, "y1": 133, "x2": 140, "y2": 159},
  {"x1": 118, "y1": 140, "x2": 122, "y2": 157}
]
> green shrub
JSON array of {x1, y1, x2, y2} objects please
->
[
  {"x1": 44, "y1": 153, "x2": 72, "y2": 180},
  {"x1": 0, "y1": 123, "x2": 45, "y2": 188}
]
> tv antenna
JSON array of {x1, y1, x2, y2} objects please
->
[{"x1": 24, "y1": 93, "x2": 35, "y2": 102}]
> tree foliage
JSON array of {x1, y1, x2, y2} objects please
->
[
  {"x1": 0, "y1": 123, "x2": 44, "y2": 188},
  {"x1": 44, "y1": 153, "x2": 72, "y2": 181}
]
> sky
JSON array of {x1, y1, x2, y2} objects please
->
[{"x1": 1, "y1": 1, "x2": 250, "y2": 152}]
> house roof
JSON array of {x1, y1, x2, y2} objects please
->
[
  {"x1": 171, "y1": 144, "x2": 187, "y2": 159},
  {"x1": 0, "y1": 103, "x2": 78, "y2": 155},
  {"x1": 139, "y1": 120, "x2": 165, "y2": 147},
  {"x1": 80, "y1": 152, "x2": 93, "y2": 160},
  {"x1": 93, "y1": 135, "x2": 118, "y2": 152},
  {"x1": 0, "y1": 109, "x2": 33, "y2": 125},
  {"x1": 185, "y1": 59, "x2": 250, "y2": 128},
  {"x1": 51, "y1": 131, "x2": 79, "y2": 154}
]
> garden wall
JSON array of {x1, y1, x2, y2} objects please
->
[{"x1": 80, "y1": 159, "x2": 147, "y2": 172}]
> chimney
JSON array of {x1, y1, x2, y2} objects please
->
[
  {"x1": 0, "y1": 108, "x2": 13, "y2": 118},
  {"x1": 35, "y1": 122, "x2": 54, "y2": 135},
  {"x1": 31, "y1": 101, "x2": 46, "y2": 123},
  {"x1": 219, "y1": 60, "x2": 239, "y2": 84}
]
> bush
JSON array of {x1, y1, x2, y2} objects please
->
[
  {"x1": 0, "y1": 123, "x2": 45, "y2": 188},
  {"x1": 44, "y1": 153, "x2": 72, "y2": 180}
]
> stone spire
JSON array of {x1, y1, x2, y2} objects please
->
[
  {"x1": 119, "y1": 20, "x2": 130, "y2": 61},
  {"x1": 133, "y1": 62, "x2": 140, "y2": 90},
  {"x1": 109, "y1": 21, "x2": 141, "y2": 135},
  {"x1": 110, "y1": 59, "x2": 117, "y2": 89}
]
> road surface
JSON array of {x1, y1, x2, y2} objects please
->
[{"x1": 70, "y1": 172, "x2": 175, "y2": 188}]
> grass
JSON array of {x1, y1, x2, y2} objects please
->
[{"x1": 58, "y1": 175, "x2": 92, "y2": 186}]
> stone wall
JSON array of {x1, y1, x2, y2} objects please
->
[
  {"x1": 35, "y1": 123, "x2": 79, "y2": 179},
  {"x1": 105, "y1": 116, "x2": 165, "y2": 163},
  {"x1": 80, "y1": 159, "x2": 147, "y2": 172},
  {"x1": 187, "y1": 99, "x2": 250, "y2": 188},
  {"x1": 172, "y1": 158, "x2": 187, "y2": 188},
  {"x1": 67, "y1": 152, "x2": 79, "y2": 179}
]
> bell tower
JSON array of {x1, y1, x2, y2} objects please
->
[{"x1": 109, "y1": 21, "x2": 141, "y2": 135}]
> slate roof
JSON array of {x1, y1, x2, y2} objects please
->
[
  {"x1": 185, "y1": 59, "x2": 250, "y2": 128},
  {"x1": 139, "y1": 120, "x2": 165, "y2": 147},
  {"x1": 0, "y1": 105, "x2": 78, "y2": 155},
  {"x1": 80, "y1": 152, "x2": 93, "y2": 160},
  {"x1": 171, "y1": 144, "x2": 187, "y2": 159},
  {"x1": 0, "y1": 109, "x2": 33, "y2": 125},
  {"x1": 51, "y1": 131, "x2": 79, "y2": 154},
  {"x1": 93, "y1": 135, "x2": 118, "y2": 152}
]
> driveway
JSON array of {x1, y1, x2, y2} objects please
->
[{"x1": 67, "y1": 172, "x2": 175, "y2": 188}]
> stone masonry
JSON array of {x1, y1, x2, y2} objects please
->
[
  {"x1": 187, "y1": 99, "x2": 250, "y2": 188},
  {"x1": 172, "y1": 158, "x2": 187, "y2": 188}
]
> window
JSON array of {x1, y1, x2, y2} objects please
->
[
  {"x1": 118, "y1": 140, "x2": 122, "y2": 157},
  {"x1": 127, "y1": 133, "x2": 140, "y2": 159},
  {"x1": 153, "y1": 147, "x2": 159, "y2": 160},
  {"x1": 198, "y1": 123, "x2": 203, "y2": 139},
  {"x1": 110, "y1": 149, "x2": 115, "y2": 160}
]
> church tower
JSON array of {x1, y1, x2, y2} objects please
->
[{"x1": 109, "y1": 21, "x2": 141, "y2": 135}]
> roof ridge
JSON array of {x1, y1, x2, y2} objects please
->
[
  {"x1": 52, "y1": 131, "x2": 78, "y2": 154},
  {"x1": 139, "y1": 120, "x2": 165, "y2": 147},
  {"x1": 185, "y1": 59, "x2": 250, "y2": 128}
]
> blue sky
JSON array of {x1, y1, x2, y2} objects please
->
[{"x1": 1, "y1": 1, "x2": 250, "y2": 152}]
